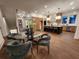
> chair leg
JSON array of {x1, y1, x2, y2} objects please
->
[
  {"x1": 31, "y1": 42, "x2": 34, "y2": 55},
  {"x1": 48, "y1": 45, "x2": 50, "y2": 54},
  {"x1": 31, "y1": 47, "x2": 33, "y2": 54},
  {"x1": 37, "y1": 45, "x2": 38, "y2": 54}
]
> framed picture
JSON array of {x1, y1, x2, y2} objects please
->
[{"x1": 17, "y1": 19, "x2": 23, "y2": 32}]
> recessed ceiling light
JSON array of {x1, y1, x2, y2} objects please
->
[
  {"x1": 70, "y1": 1, "x2": 74, "y2": 5},
  {"x1": 26, "y1": 14, "x2": 31, "y2": 17},
  {"x1": 41, "y1": 12, "x2": 44, "y2": 14},
  {"x1": 73, "y1": 11, "x2": 77, "y2": 14},
  {"x1": 31, "y1": 13, "x2": 37, "y2": 17},
  {"x1": 72, "y1": 7, "x2": 75, "y2": 9},
  {"x1": 35, "y1": 10, "x2": 37, "y2": 13},
  {"x1": 44, "y1": 5, "x2": 48, "y2": 8}
]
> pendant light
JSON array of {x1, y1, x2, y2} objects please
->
[
  {"x1": 55, "y1": 8, "x2": 62, "y2": 24},
  {"x1": 55, "y1": 8, "x2": 62, "y2": 20}
]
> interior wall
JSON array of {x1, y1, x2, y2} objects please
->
[
  {"x1": 0, "y1": 29, "x2": 4, "y2": 50},
  {"x1": 74, "y1": 12, "x2": 79, "y2": 39},
  {"x1": 63, "y1": 9, "x2": 79, "y2": 39},
  {"x1": 0, "y1": 9, "x2": 8, "y2": 37},
  {"x1": 0, "y1": 9, "x2": 5, "y2": 50},
  {"x1": 62, "y1": 10, "x2": 79, "y2": 26},
  {"x1": 2, "y1": 7, "x2": 16, "y2": 29}
]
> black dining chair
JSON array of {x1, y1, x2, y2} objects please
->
[{"x1": 25, "y1": 28, "x2": 34, "y2": 41}]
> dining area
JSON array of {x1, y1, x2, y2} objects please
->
[{"x1": 5, "y1": 28, "x2": 51, "y2": 59}]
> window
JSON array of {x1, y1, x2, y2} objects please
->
[
  {"x1": 62, "y1": 16, "x2": 67, "y2": 24},
  {"x1": 69, "y1": 15, "x2": 76, "y2": 24}
]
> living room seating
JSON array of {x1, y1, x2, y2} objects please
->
[
  {"x1": 24, "y1": 27, "x2": 51, "y2": 54},
  {"x1": 37, "y1": 34, "x2": 50, "y2": 54},
  {"x1": 6, "y1": 41, "x2": 32, "y2": 59},
  {"x1": 25, "y1": 28, "x2": 34, "y2": 41}
]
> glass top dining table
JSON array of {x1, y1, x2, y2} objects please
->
[{"x1": 7, "y1": 31, "x2": 48, "y2": 43}]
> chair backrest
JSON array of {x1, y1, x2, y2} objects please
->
[
  {"x1": 6, "y1": 41, "x2": 32, "y2": 56},
  {"x1": 41, "y1": 34, "x2": 50, "y2": 40},
  {"x1": 26, "y1": 28, "x2": 33, "y2": 41}
]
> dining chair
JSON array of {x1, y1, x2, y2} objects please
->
[
  {"x1": 25, "y1": 28, "x2": 34, "y2": 41},
  {"x1": 37, "y1": 34, "x2": 50, "y2": 54},
  {"x1": 6, "y1": 41, "x2": 32, "y2": 59}
]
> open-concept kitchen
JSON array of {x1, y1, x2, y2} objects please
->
[{"x1": 0, "y1": 0, "x2": 79, "y2": 59}]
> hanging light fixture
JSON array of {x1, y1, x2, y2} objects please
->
[
  {"x1": 55, "y1": 8, "x2": 62, "y2": 20},
  {"x1": 46, "y1": 11, "x2": 51, "y2": 21},
  {"x1": 55, "y1": 8, "x2": 62, "y2": 25},
  {"x1": 55, "y1": 16, "x2": 61, "y2": 19}
]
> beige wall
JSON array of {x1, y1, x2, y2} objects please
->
[
  {"x1": 0, "y1": 9, "x2": 8, "y2": 36},
  {"x1": 74, "y1": 13, "x2": 79, "y2": 39},
  {"x1": 0, "y1": 29, "x2": 4, "y2": 50}
]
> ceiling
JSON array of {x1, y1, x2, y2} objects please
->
[{"x1": 0, "y1": 0, "x2": 79, "y2": 28}]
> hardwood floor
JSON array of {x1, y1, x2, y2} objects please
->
[{"x1": 0, "y1": 32, "x2": 79, "y2": 59}]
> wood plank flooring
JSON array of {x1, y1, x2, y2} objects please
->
[{"x1": 0, "y1": 32, "x2": 79, "y2": 59}]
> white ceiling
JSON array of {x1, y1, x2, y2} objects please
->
[{"x1": 0, "y1": 0, "x2": 79, "y2": 28}]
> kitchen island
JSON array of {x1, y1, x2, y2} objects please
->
[{"x1": 44, "y1": 26, "x2": 62, "y2": 34}]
